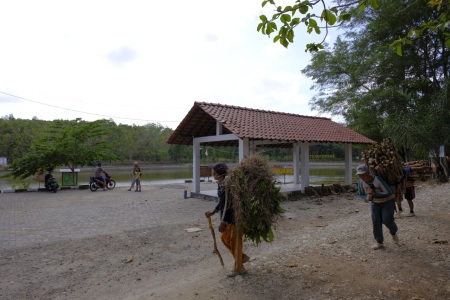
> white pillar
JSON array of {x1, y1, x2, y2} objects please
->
[
  {"x1": 293, "y1": 142, "x2": 300, "y2": 184},
  {"x1": 239, "y1": 138, "x2": 250, "y2": 162},
  {"x1": 193, "y1": 140, "x2": 201, "y2": 193},
  {"x1": 300, "y1": 142, "x2": 310, "y2": 190},
  {"x1": 344, "y1": 143, "x2": 353, "y2": 185}
]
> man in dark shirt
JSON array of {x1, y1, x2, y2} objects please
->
[{"x1": 205, "y1": 162, "x2": 249, "y2": 277}]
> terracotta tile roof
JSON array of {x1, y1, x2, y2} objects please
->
[{"x1": 166, "y1": 102, "x2": 374, "y2": 147}]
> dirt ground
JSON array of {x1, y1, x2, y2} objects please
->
[{"x1": 1, "y1": 181, "x2": 449, "y2": 300}]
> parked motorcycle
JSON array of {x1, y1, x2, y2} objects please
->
[
  {"x1": 44, "y1": 173, "x2": 59, "y2": 193},
  {"x1": 89, "y1": 172, "x2": 116, "y2": 191}
]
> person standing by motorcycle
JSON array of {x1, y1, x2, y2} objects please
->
[{"x1": 95, "y1": 162, "x2": 107, "y2": 191}]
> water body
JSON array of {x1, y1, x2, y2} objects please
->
[{"x1": 0, "y1": 163, "x2": 361, "y2": 190}]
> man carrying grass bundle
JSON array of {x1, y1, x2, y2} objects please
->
[
  {"x1": 205, "y1": 155, "x2": 284, "y2": 277},
  {"x1": 205, "y1": 162, "x2": 249, "y2": 277}
]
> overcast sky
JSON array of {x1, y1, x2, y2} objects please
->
[{"x1": 0, "y1": 0, "x2": 338, "y2": 129}]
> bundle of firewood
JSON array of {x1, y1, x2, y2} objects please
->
[
  {"x1": 361, "y1": 139, "x2": 403, "y2": 186},
  {"x1": 361, "y1": 139, "x2": 432, "y2": 204},
  {"x1": 403, "y1": 160, "x2": 432, "y2": 181}
]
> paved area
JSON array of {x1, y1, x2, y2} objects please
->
[{"x1": 0, "y1": 183, "x2": 219, "y2": 252}]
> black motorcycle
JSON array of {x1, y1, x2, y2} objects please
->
[
  {"x1": 44, "y1": 173, "x2": 59, "y2": 193},
  {"x1": 89, "y1": 173, "x2": 116, "y2": 192}
]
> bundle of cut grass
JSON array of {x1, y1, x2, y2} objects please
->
[{"x1": 226, "y1": 154, "x2": 285, "y2": 246}]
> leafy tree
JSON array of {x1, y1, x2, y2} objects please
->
[
  {"x1": 6, "y1": 119, "x2": 117, "y2": 179},
  {"x1": 0, "y1": 118, "x2": 47, "y2": 163},
  {"x1": 302, "y1": 0, "x2": 449, "y2": 141},
  {"x1": 113, "y1": 124, "x2": 141, "y2": 162},
  {"x1": 300, "y1": 0, "x2": 450, "y2": 180},
  {"x1": 168, "y1": 144, "x2": 191, "y2": 164},
  {"x1": 383, "y1": 80, "x2": 450, "y2": 181},
  {"x1": 0, "y1": 114, "x2": 199, "y2": 169},
  {"x1": 392, "y1": 0, "x2": 450, "y2": 54},
  {"x1": 257, "y1": 0, "x2": 449, "y2": 53}
]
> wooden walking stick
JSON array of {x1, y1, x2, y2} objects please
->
[{"x1": 207, "y1": 216, "x2": 224, "y2": 267}]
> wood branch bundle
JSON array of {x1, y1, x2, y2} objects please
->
[
  {"x1": 361, "y1": 139, "x2": 404, "y2": 204},
  {"x1": 362, "y1": 140, "x2": 433, "y2": 203},
  {"x1": 403, "y1": 160, "x2": 432, "y2": 181},
  {"x1": 361, "y1": 139, "x2": 403, "y2": 185}
]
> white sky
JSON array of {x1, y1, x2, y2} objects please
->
[{"x1": 0, "y1": 0, "x2": 338, "y2": 129}]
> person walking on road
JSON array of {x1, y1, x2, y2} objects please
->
[
  {"x1": 356, "y1": 164, "x2": 400, "y2": 250},
  {"x1": 205, "y1": 162, "x2": 249, "y2": 277}
]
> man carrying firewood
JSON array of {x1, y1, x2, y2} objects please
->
[
  {"x1": 404, "y1": 174, "x2": 416, "y2": 217},
  {"x1": 397, "y1": 166, "x2": 419, "y2": 217},
  {"x1": 396, "y1": 161, "x2": 431, "y2": 216},
  {"x1": 356, "y1": 164, "x2": 400, "y2": 250}
]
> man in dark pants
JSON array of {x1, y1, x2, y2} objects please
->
[{"x1": 356, "y1": 164, "x2": 400, "y2": 250}]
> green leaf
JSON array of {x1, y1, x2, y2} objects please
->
[
  {"x1": 299, "y1": 4, "x2": 308, "y2": 14},
  {"x1": 257, "y1": 23, "x2": 263, "y2": 32},
  {"x1": 280, "y1": 13, "x2": 291, "y2": 24},
  {"x1": 259, "y1": 15, "x2": 267, "y2": 22},
  {"x1": 270, "y1": 22, "x2": 278, "y2": 31},
  {"x1": 369, "y1": 0, "x2": 379, "y2": 9},
  {"x1": 280, "y1": 38, "x2": 289, "y2": 48},
  {"x1": 339, "y1": 12, "x2": 352, "y2": 22},
  {"x1": 267, "y1": 228, "x2": 274, "y2": 243},
  {"x1": 395, "y1": 43, "x2": 403, "y2": 56},
  {"x1": 290, "y1": 18, "x2": 300, "y2": 26},
  {"x1": 273, "y1": 35, "x2": 280, "y2": 43},
  {"x1": 287, "y1": 29, "x2": 294, "y2": 43},
  {"x1": 305, "y1": 43, "x2": 320, "y2": 52},
  {"x1": 322, "y1": 9, "x2": 336, "y2": 25},
  {"x1": 445, "y1": 38, "x2": 450, "y2": 48},
  {"x1": 260, "y1": 24, "x2": 266, "y2": 34},
  {"x1": 359, "y1": 3, "x2": 366, "y2": 12},
  {"x1": 261, "y1": 0, "x2": 268, "y2": 8}
]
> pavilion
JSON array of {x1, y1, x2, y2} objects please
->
[{"x1": 166, "y1": 102, "x2": 374, "y2": 198}]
